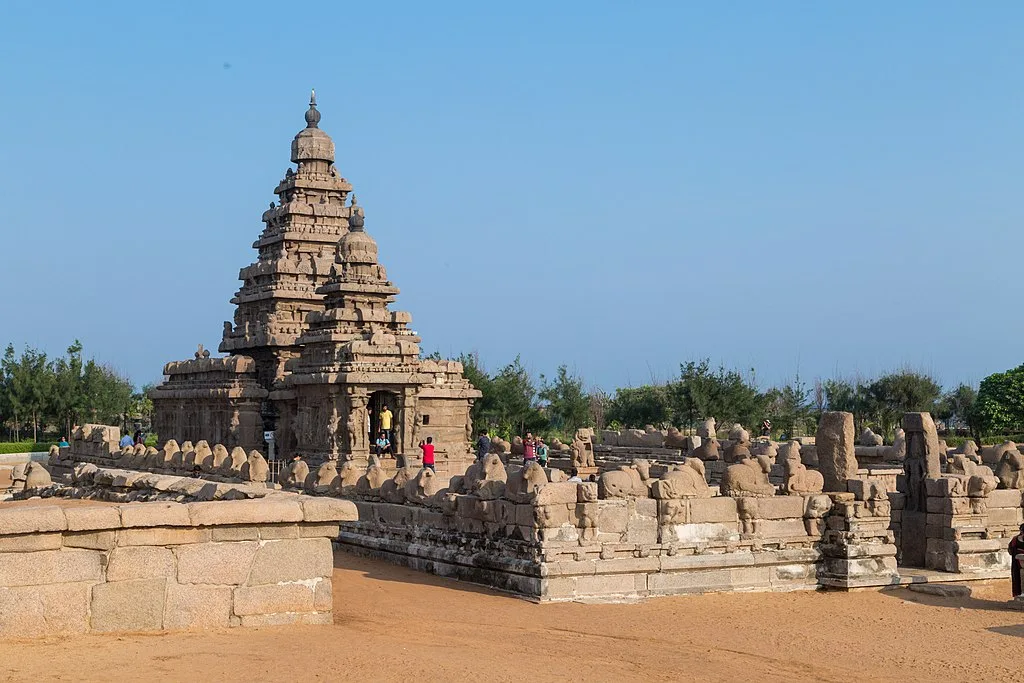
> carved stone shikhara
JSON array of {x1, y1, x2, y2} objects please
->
[{"x1": 151, "y1": 95, "x2": 480, "y2": 466}]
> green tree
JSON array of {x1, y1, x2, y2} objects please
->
[
  {"x1": 1, "y1": 345, "x2": 52, "y2": 442},
  {"x1": 669, "y1": 360, "x2": 767, "y2": 430},
  {"x1": 765, "y1": 373, "x2": 811, "y2": 438},
  {"x1": 864, "y1": 370, "x2": 942, "y2": 436},
  {"x1": 935, "y1": 383, "x2": 979, "y2": 436},
  {"x1": 974, "y1": 364, "x2": 1024, "y2": 436},
  {"x1": 458, "y1": 352, "x2": 494, "y2": 432},
  {"x1": 539, "y1": 365, "x2": 590, "y2": 436},
  {"x1": 606, "y1": 385, "x2": 671, "y2": 428}
]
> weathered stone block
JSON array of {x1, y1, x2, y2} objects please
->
[
  {"x1": 107, "y1": 546, "x2": 176, "y2": 581},
  {"x1": 0, "y1": 506, "x2": 67, "y2": 535},
  {"x1": 926, "y1": 496, "x2": 971, "y2": 514},
  {"x1": 756, "y1": 519, "x2": 809, "y2": 537},
  {"x1": 187, "y1": 499, "x2": 303, "y2": 527},
  {"x1": 0, "y1": 581, "x2": 92, "y2": 638},
  {"x1": 247, "y1": 538, "x2": 333, "y2": 585},
  {"x1": 751, "y1": 496, "x2": 804, "y2": 520},
  {"x1": 987, "y1": 506, "x2": 1022, "y2": 527},
  {"x1": 118, "y1": 527, "x2": 210, "y2": 546},
  {"x1": 210, "y1": 525, "x2": 260, "y2": 542},
  {"x1": 535, "y1": 482, "x2": 580, "y2": 506},
  {"x1": 90, "y1": 578, "x2": 166, "y2": 632},
  {"x1": 688, "y1": 497, "x2": 738, "y2": 524},
  {"x1": 233, "y1": 583, "x2": 313, "y2": 616},
  {"x1": 300, "y1": 497, "x2": 358, "y2": 523},
  {"x1": 313, "y1": 578, "x2": 332, "y2": 610},
  {"x1": 258, "y1": 524, "x2": 300, "y2": 540},
  {"x1": 63, "y1": 506, "x2": 121, "y2": 532},
  {"x1": 988, "y1": 489, "x2": 1023, "y2": 508},
  {"x1": 534, "y1": 504, "x2": 572, "y2": 528},
  {"x1": 597, "y1": 502, "x2": 628, "y2": 534},
  {"x1": 163, "y1": 583, "x2": 232, "y2": 631},
  {"x1": 63, "y1": 530, "x2": 116, "y2": 550},
  {"x1": 175, "y1": 541, "x2": 258, "y2": 585},
  {"x1": 120, "y1": 502, "x2": 191, "y2": 528},
  {"x1": 925, "y1": 477, "x2": 962, "y2": 497},
  {"x1": 662, "y1": 522, "x2": 739, "y2": 544},
  {"x1": 0, "y1": 533, "x2": 62, "y2": 553},
  {"x1": 0, "y1": 548, "x2": 102, "y2": 587},
  {"x1": 816, "y1": 412, "x2": 858, "y2": 492},
  {"x1": 300, "y1": 523, "x2": 341, "y2": 539}
]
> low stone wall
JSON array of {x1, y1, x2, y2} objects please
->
[
  {"x1": 0, "y1": 490, "x2": 356, "y2": 637},
  {"x1": 337, "y1": 483, "x2": 877, "y2": 601},
  {"x1": 922, "y1": 480, "x2": 1019, "y2": 575}
]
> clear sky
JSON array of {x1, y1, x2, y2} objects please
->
[{"x1": 1, "y1": 1, "x2": 1022, "y2": 393}]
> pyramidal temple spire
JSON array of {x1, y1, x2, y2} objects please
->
[{"x1": 304, "y1": 89, "x2": 321, "y2": 129}]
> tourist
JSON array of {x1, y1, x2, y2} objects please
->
[
  {"x1": 133, "y1": 429, "x2": 144, "y2": 446},
  {"x1": 118, "y1": 432, "x2": 134, "y2": 449},
  {"x1": 761, "y1": 419, "x2": 772, "y2": 437},
  {"x1": 1009, "y1": 524, "x2": 1024, "y2": 597},
  {"x1": 476, "y1": 429, "x2": 490, "y2": 461},
  {"x1": 375, "y1": 431, "x2": 392, "y2": 458},
  {"x1": 379, "y1": 404, "x2": 394, "y2": 445},
  {"x1": 588, "y1": 473, "x2": 597, "y2": 483},
  {"x1": 57, "y1": 436, "x2": 69, "y2": 448},
  {"x1": 567, "y1": 467, "x2": 583, "y2": 483},
  {"x1": 536, "y1": 438, "x2": 549, "y2": 468},
  {"x1": 523, "y1": 432, "x2": 536, "y2": 465},
  {"x1": 418, "y1": 436, "x2": 436, "y2": 472}
]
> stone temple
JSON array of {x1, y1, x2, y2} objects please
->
[{"x1": 151, "y1": 92, "x2": 480, "y2": 468}]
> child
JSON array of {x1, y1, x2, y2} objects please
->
[{"x1": 418, "y1": 436, "x2": 436, "y2": 472}]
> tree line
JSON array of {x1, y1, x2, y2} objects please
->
[
  {"x1": 454, "y1": 353, "x2": 1024, "y2": 442},
  {"x1": 0, "y1": 341, "x2": 150, "y2": 442}
]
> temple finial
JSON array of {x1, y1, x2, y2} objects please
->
[{"x1": 304, "y1": 89, "x2": 321, "y2": 128}]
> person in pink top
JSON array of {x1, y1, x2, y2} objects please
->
[
  {"x1": 523, "y1": 432, "x2": 537, "y2": 464},
  {"x1": 418, "y1": 436, "x2": 436, "y2": 472}
]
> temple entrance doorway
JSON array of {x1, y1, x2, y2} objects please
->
[{"x1": 368, "y1": 390, "x2": 400, "y2": 453}]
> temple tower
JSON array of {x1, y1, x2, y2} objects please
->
[
  {"x1": 219, "y1": 91, "x2": 353, "y2": 392},
  {"x1": 273, "y1": 202, "x2": 480, "y2": 467}
]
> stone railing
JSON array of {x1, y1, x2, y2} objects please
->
[{"x1": 0, "y1": 469, "x2": 355, "y2": 638}]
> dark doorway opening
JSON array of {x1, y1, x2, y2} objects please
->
[{"x1": 369, "y1": 390, "x2": 400, "y2": 450}]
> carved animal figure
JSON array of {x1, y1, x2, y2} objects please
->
[
  {"x1": 403, "y1": 467, "x2": 444, "y2": 505},
  {"x1": 599, "y1": 459, "x2": 653, "y2": 499},
  {"x1": 720, "y1": 455, "x2": 775, "y2": 497},
  {"x1": 692, "y1": 437, "x2": 720, "y2": 461},
  {"x1": 995, "y1": 445, "x2": 1024, "y2": 490},
  {"x1": 697, "y1": 418, "x2": 717, "y2": 439},
  {"x1": 24, "y1": 461, "x2": 52, "y2": 489},
  {"x1": 649, "y1": 458, "x2": 711, "y2": 499},
  {"x1": 947, "y1": 453, "x2": 998, "y2": 496},
  {"x1": 313, "y1": 461, "x2": 339, "y2": 493},
  {"x1": 280, "y1": 458, "x2": 310, "y2": 489},
  {"x1": 380, "y1": 467, "x2": 416, "y2": 503},
  {"x1": 241, "y1": 450, "x2": 269, "y2": 483},
  {"x1": 781, "y1": 452, "x2": 824, "y2": 495},
  {"x1": 505, "y1": 461, "x2": 548, "y2": 501},
  {"x1": 570, "y1": 428, "x2": 595, "y2": 468},
  {"x1": 859, "y1": 428, "x2": 884, "y2": 447}
]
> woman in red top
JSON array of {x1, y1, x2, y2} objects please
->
[{"x1": 418, "y1": 437, "x2": 436, "y2": 472}]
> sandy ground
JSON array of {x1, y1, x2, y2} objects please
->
[{"x1": 2, "y1": 550, "x2": 1024, "y2": 682}]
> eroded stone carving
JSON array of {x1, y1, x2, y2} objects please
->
[{"x1": 720, "y1": 455, "x2": 775, "y2": 498}]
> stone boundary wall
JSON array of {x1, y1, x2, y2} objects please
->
[
  {"x1": 0, "y1": 491, "x2": 356, "y2": 638},
  {"x1": 337, "y1": 484, "x2": 887, "y2": 601}
]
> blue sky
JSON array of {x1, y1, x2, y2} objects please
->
[{"x1": 1, "y1": 1, "x2": 1022, "y2": 392}]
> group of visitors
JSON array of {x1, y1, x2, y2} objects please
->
[
  {"x1": 118, "y1": 429, "x2": 146, "y2": 449},
  {"x1": 367, "y1": 403, "x2": 435, "y2": 472}
]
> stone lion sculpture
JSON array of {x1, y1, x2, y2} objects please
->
[
  {"x1": 720, "y1": 454, "x2": 775, "y2": 498},
  {"x1": 598, "y1": 459, "x2": 652, "y2": 499},
  {"x1": 780, "y1": 450, "x2": 823, "y2": 495},
  {"x1": 570, "y1": 429, "x2": 595, "y2": 468},
  {"x1": 649, "y1": 458, "x2": 711, "y2": 500}
]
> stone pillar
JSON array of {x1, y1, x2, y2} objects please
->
[
  {"x1": 816, "y1": 412, "x2": 858, "y2": 492},
  {"x1": 818, "y1": 491, "x2": 899, "y2": 589}
]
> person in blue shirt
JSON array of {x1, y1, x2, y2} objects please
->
[
  {"x1": 375, "y1": 431, "x2": 392, "y2": 458},
  {"x1": 476, "y1": 430, "x2": 490, "y2": 461},
  {"x1": 57, "y1": 437, "x2": 70, "y2": 448},
  {"x1": 118, "y1": 433, "x2": 134, "y2": 449}
]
